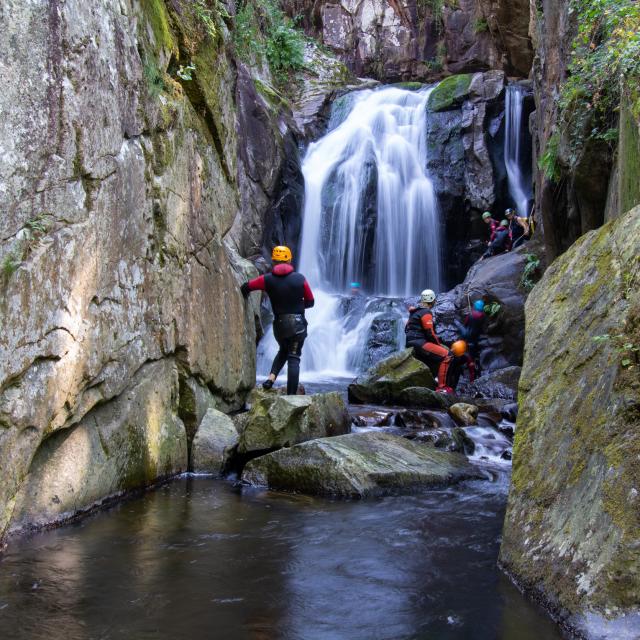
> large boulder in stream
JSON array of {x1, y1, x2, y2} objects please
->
[
  {"x1": 237, "y1": 391, "x2": 350, "y2": 454},
  {"x1": 242, "y1": 431, "x2": 484, "y2": 498},
  {"x1": 348, "y1": 349, "x2": 435, "y2": 405},
  {"x1": 191, "y1": 408, "x2": 239, "y2": 475},
  {"x1": 500, "y1": 207, "x2": 640, "y2": 638}
]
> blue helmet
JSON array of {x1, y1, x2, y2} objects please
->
[{"x1": 473, "y1": 300, "x2": 485, "y2": 312}]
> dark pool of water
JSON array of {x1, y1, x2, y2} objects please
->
[{"x1": 0, "y1": 476, "x2": 565, "y2": 640}]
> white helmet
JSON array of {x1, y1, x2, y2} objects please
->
[{"x1": 420, "y1": 289, "x2": 436, "y2": 305}]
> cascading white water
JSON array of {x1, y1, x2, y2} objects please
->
[
  {"x1": 504, "y1": 84, "x2": 532, "y2": 218},
  {"x1": 258, "y1": 87, "x2": 442, "y2": 380},
  {"x1": 299, "y1": 87, "x2": 441, "y2": 295}
]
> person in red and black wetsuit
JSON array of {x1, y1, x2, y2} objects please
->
[
  {"x1": 404, "y1": 289, "x2": 454, "y2": 394},
  {"x1": 240, "y1": 245, "x2": 314, "y2": 395}
]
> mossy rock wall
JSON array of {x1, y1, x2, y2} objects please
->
[{"x1": 500, "y1": 206, "x2": 640, "y2": 638}]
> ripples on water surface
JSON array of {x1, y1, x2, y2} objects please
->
[{"x1": 0, "y1": 477, "x2": 565, "y2": 640}]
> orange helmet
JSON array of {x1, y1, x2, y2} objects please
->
[
  {"x1": 271, "y1": 245, "x2": 292, "y2": 262},
  {"x1": 451, "y1": 340, "x2": 468, "y2": 357}
]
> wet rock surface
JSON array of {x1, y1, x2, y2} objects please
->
[
  {"x1": 8, "y1": 360, "x2": 188, "y2": 534},
  {"x1": 347, "y1": 349, "x2": 435, "y2": 405},
  {"x1": 500, "y1": 206, "x2": 640, "y2": 637},
  {"x1": 191, "y1": 408, "x2": 239, "y2": 476},
  {"x1": 237, "y1": 390, "x2": 351, "y2": 454},
  {"x1": 242, "y1": 431, "x2": 485, "y2": 497}
]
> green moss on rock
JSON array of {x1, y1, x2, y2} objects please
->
[
  {"x1": 500, "y1": 206, "x2": 640, "y2": 627},
  {"x1": 427, "y1": 74, "x2": 474, "y2": 112}
]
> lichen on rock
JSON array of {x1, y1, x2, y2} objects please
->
[{"x1": 500, "y1": 206, "x2": 640, "y2": 636}]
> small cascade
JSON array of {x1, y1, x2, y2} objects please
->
[
  {"x1": 504, "y1": 84, "x2": 532, "y2": 218},
  {"x1": 258, "y1": 86, "x2": 443, "y2": 380}
]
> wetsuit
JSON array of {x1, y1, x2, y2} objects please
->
[
  {"x1": 487, "y1": 218, "x2": 500, "y2": 243},
  {"x1": 482, "y1": 226, "x2": 510, "y2": 259},
  {"x1": 449, "y1": 353, "x2": 477, "y2": 390},
  {"x1": 508, "y1": 216, "x2": 529, "y2": 249},
  {"x1": 405, "y1": 306, "x2": 453, "y2": 391},
  {"x1": 456, "y1": 308, "x2": 485, "y2": 374},
  {"x1": 242, "y1": 264, "x2": 314, "y2": 394}
]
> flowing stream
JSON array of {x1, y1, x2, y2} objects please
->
[{"x1": 504, "y1": 84, "x2": 532, "y2": 218}]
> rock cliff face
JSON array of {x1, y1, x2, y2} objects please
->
[
  {"x1": 500, "y1": 206, "x2": 640, "y2": 638},
  {"x1": 283, "y1": 0, "x2": 532, "y2": 81},
  {"x1": 531, "y1": 2, "x2": 640, "y2": 261},
  {"x1": 0, "y1": 0, "x2": 311, "y2": 541}
]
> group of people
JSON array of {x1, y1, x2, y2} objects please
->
[
  {"x1": 405, "y1": 289, "x2": 485, "y2": 394},
  {"x1": 480, "y1": 207, "x2": 531, "y2": 260},
  {"x1": 240, "y1": 245, "x2": 486, "y2": 396}
]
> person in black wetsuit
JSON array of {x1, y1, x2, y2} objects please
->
[
  {"x1": 405, "y1": 289, "x2": 455, "y2": 394},
  {"x1": 240, "y1": 246, "x2": 314, "y2": 395},
  {"x1": 505, "y1": 208, "x2": 530, "y2": 249}
]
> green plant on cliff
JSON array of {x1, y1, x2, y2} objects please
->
[
  {"x1": 233, "y1": 0, "x2": 305, "y2": 84},
  {"x1": 593, "y1": 334, "x2": 639, "y2": 368},
  {"x1": 473, "y1": 17, "x2": 489, "y2": 34},
  {"x1": 541, "y1": 0, "x2": 640, "y2": 178},
  {"x1": 176, "y1": 62, "x2": 196, "y2": 81},
  {"x1": 521, "y1": 253, "x2": 541, "y2": 290}
]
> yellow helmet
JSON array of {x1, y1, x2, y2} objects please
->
[
  {"x1": 451, "y1": 340, "x2": 468, "y2": 357},
  {"x1": 271, "y1": 245, "x2": 292, "y2": 262}
]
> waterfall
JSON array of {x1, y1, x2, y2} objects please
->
[
  {"x1": 258, "y1": 87, "x2": 442, "y2": 380},
  {"x1": 504, "y1": 84, "x2": 532, "y2": 218},
  {"x1": 298, "y1": 87, "x2": 441, "y2": 296}
]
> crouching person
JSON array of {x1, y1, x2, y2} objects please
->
[
  {"x1": 405, "y1": 289, "x2": 455, "y2": 394},
  {"x1": 240, "y1": 246, "x2": 314, "y2": 395}
]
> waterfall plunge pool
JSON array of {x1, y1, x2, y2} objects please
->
[{"x1": 0, "y1": 476, "x2": 566, "y2": 640}]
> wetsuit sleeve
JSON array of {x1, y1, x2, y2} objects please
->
[
  {"x1": 466, "y1": 355, "x2": 476, "y2": 383},
  {"x1": 420, "y1": 313, "x2": 441, "y2": 345},
  {"x1": 303, "y1": 279, "x2": 315, "y2": 308},
  {"x1": 246, "y1": 275, "x2": 266, "y2": 292}
]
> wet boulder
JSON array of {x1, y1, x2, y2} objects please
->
[
  {"x1": 397, "y1": 387, "x2": 453, "y2": 410},
  {"x1": 191, "y1": 408, "x2": 239, "y2": 475},
  {"x1": 462, "y1": 366, "x2": 522, "y2": 401},
  {"x1": 449, "y1": 402, "x2": 479, "y2": 426},
  {"x1": 347, "y1": 349, "x2": 435, "y2": 405},
  {"x1": 242, "y1": 432, "x2": 484, "y2": 498},
  {"x1": 237, "y1": 391, "x2": 350, "y2": 454}
]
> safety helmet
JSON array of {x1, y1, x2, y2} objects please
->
[
  {"x1": 500, "y1": 219, "x2": 508, "y2": 227},
  {"x1": 482, "y1": 211, "x2": 492, "y2": 220},
  {"x1": 505, "y1": 208, "x2": 516, "y2": 217},
  {"x1": 350, "y1": 282, "x2": 361, "y2": 288},
  {"x1": 451, "y1": 340, "x2": 468, "y2": 357},
  {"x1": 271, "y1": 245, "x2": 292, "y2": 262},
  {"x1": 420, "y1": 289, "x2": 436, "y2": 304},
  {"x1": 473, "y1": 299, "x2": 485, "y2": 312}
]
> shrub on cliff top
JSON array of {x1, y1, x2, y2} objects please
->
[
  {"x1": 233, "y1": 0, "x2": 304, "y2": 84},
  {"x1": 541, "y1": 0, "x2": 640, "y2": 178}
]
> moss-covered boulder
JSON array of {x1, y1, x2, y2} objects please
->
[
  {"x1": 242, "y1": 431, "x2": 484, "y2": 497},
  {"x1": 347, "y1": 349, "x2": 435, "y2": 404},
  {"x1": 397, "y1": 387, "x2": 453, "y2": 409},
  {"x1": 500, "y1": 206, "x2": 640, "y2": 638},
  {"x1": 237, "y1": 391, "x2": 351, "y2": 454},
  {"x1": 191, "y1": 408, "x2": 238, "y2": 475},
  {"x1": 427, "y1": 74, "x2": 474, "y2": 112}
]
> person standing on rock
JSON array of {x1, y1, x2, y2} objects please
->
[
  {"x1": 405, "y1": 289, "x2": 454, "y2": 394},
  {"x1": 240, "y1": 246, "x2": 314, "y2": 395},
  {"x1": 505, "y1": 208, "x2": 530, "y2": 249}
]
